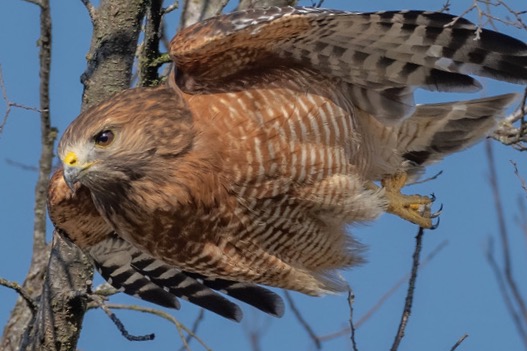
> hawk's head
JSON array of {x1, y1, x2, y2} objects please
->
[{"x1": 58, "y1": 85, "x2": 194, "y2": 195}]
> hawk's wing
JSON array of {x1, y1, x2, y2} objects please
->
[
  {"x1": 48, "y1": 169, "x2": 284, "y2": 321},
  {"x1": 170, "y1": 6, "x2": 527, "y2": 123}
]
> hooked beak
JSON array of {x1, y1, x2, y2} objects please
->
[
  {"x1": 62, "y1": 151, "x2": 92, "y2": 192},
  {"x1": 63, "y1": 166, "x2": 81, "y2": 192}
]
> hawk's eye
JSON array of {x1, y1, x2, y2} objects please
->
[{"x1": 94, "y1": 130, "x2": 115, "y2": 147}]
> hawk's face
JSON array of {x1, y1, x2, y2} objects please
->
[{"x1": 58, "y1": 85, "x2": 194, "y2": 194}]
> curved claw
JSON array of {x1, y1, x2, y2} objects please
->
[
  {"x1": 431, "y1": 203, "x2": 443, "y2": 218},
  {"x1": 430, "y1": 217, "x2": 441, "y2": 230},
  {"x1": 430, "y1": 193, "x2": 436, "y2": 203}
]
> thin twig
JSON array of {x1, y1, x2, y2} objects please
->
[
  {"x1": 486, "y1": 142, "x2": 527, "y2": 322},
  {"x1": 317, "y1": 240, "x2": 448, "y2": 343},
  {"x1": 92, "y1": 281, "x2": 119, "y2": 296},
  {"x1": 21, "y1": 0, "x2": 42, "y2": 6},
  {"x1": 0, "y1": 66, "x2": 40, "y2": 137},
  {"x1": 439, "y1": 0, "x2": 451, "y2": 13},
  {"x1": 283, "y1": 290, "x2": 321, "y2": 350},
  {"x1": 449, "y1": 333, "x2": 469, "y2": 351},
  {"x1": 105, "y1": 303, "x2": 212, "y2": 351},
  {"x1": 5, "y1": 159, "x2": 39, "y2": 172},
  {"x1": 0, "y1": 65, "x2": 10, "y2": 135},
  {"x1": 80, "y1": 0, "x2": 97, "y2": 22},
  {"x1": 348, "y1": 289, "x2": 359, "y2": 351},
  {"x1": 242, "y1": 310, "x2": 272, "y2": 351},
  {"x1": 0, "y1": 278, "x2": 38, "y2": 312},
  {"x1": 390, "y1": 227, "x2": 425, "y2": 351},
  {"x1": 178, "y1": 308, "x2": 205, "y2": 351},
  {"x1": 492, "y1": 88, "x2": 527, "y2": 151},
  {"x1": 486, "y1": 141, "x2": 527, "y2": 347},
  {"x1": 163, "y1": 0, "x2": 179, "y2": 15},
  {"x1": 485, "y1": 238, "x2": 527, "y2": 348},
  {"x1": 90, "y1": 296, "x2": 155, "y2": 341},
  {"x1": 511, "y1": 161, "x2": 527, "y2": 194}
]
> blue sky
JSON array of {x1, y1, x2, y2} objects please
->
[{"x1": 1, "y1": 0, "x2": 526, "y2": 350}]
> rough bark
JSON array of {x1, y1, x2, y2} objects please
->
[
  {"x1": 237, "y1": 0, "x2": 296, "y2": 10},
  {"x1": 1, "y1": 0, "x2": 53, "y2": 349},
  {"x1": 180, "y1": 0, "x2": 229, "y2": 28},
  {"x1": 1, "y1": 1, "x2": 147, "y2": 350}
]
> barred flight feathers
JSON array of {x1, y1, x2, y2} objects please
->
[{"x1": 171, "y1": 7, "x2": 527, "y2": 123}]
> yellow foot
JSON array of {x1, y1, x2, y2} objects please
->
[{"x1": 370, "y1": 172, "x2": 441, "y2": 229}]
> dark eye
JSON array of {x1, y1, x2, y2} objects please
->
[{"x1": 94, "y1": 130, "x2": 115, "y2": 147}]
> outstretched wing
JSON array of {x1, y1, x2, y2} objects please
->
[
  {"x1": 48, "y1": 169, "x2": 284, "y2": 321},
  {"x1": 170, "y1": 6, "x2": 527, "y2": 123}
]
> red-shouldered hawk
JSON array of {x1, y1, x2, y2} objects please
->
[{"x1": 48, "y1": 7, "x2": 527, "y2": 320}]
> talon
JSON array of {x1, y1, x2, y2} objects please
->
[
  {"x1": 431, "y1": 203, "x2": 443, "y2": 218},
  {"x1": 430, "y1": 217, "x2": 441, "y2": 230},
  {"x1": 371, "y1": 171, "x2": 443, "y2": 229}
]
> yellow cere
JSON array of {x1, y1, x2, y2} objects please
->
[{"x1": 64, "y1": 151, "x2": 78, "y2": 166}]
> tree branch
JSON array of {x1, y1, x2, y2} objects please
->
[
  {"x1": 180, "y1": 0, "x2": 228, "y2": 28},
  {"x1": 284, "y1": 290, "x2": 321, "y2": 350},
  {"x1": 89, "y1": 295, "x2": 155, "y2": 341},
  {"x1": 104, "y1": 303, "x2": 212, "y2": 351},
  {"x1": 1, "y1": 0, "x2": 54, "y2": 348},
  {"x1": 348, "y1": 288, "x2": 359, "y2": 351},
  {"x1": 492, "y1": 88, "x2": 527, "y2": 151},
  {"x1": 237, "y1": 0, "x2": 296, "y2": 11},
  {"x1": 0, "y1": 279, "x2": 37, "y2": 312},
  {"x1": 138, "y1": 0, "x2": 165, "y2": 87},
  {"x1": 450, "y1": 333, "x2": 469, "y2": 351},
  {"x1": 2, "y1": 1, "x2": 149, "y2": 350},
  {"x1": 390, "y1": 227, "x2": 425, "y2": 351}
]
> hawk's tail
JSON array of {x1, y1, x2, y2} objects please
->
[{"x1": 398, "y1": 93, "x2": 519, "y2": 177}]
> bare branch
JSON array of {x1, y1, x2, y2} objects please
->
[
  {"x1": 439, "y1": 0, "x2": 451, "y2": 12},
  {"x1": 19, "y1": 232, "x2": 92, "y2": 351},
  {"x1": 1, "y1": 0, "x2": 54, "y2": 348},
  {"x1": 21, "y1": 0, "x2": 42, "y2": 7},
  {"x1": 0, "y1": 66, "x2": 40, "y2": 137},
  {"x1": 348, "y1": 289, "x2": 359, "y2": 351},
  {"x1": 90, "y1": 295, "x2": 155, "y2": 341},
  {"x1": 486, "y1": 238, "x2": 527, "y2": 348},
  {"x1": 242, "y1": 310, "x2": 272, "y2": 351},
  {"x1": 5, "y1": 159, "x2": 39, "y2": 172},
  {"x1": 178, "y1": 309, "x2": 205, "y2": 351},
  {"x1": 92, "y1": 281, "x2": 119, "y2": 296},
  {"x1": 237, "y1": 0, "x2": 297, "y2": 11},
  {"x1": 485, "y1": 142, "x2": 527, "y2": 347},
  {"x1": 180, "y1": 0, "x2": 229, "y2": 28},
  {"x1": 492, "y1": 88, "x2": 527, "y2": 151},
  {"x1": 0, "y1": 278, "x2": 37, "y2": 312},
  {"x1": 283, "y1": 290, "x2": 321, "y2": 350},
  {"x1": 138, "y1": 0, "x2": 165, "y2": 87},
  {"x1": 390, "y1": 227, "x2": 425, "y2": 351},
  {"x1": 317, "y1": 240, "x2": 448, "y2": 343},
  {"x1": 511, "y1": 161, "x2": 527, "y2": 194},
  {"x1": 450, "y1": 333, "x2": 469, "y2": 351},
  {"x1": 164, "y1": 1, "x2": 179, "y2": 15},
  {"x1": 486, "y1": 141, "x2": 527, "y2": 321},
  {"x1": 80, "y1": 0, "x2": 96, "y2": 23},
  {"x1": 105, "y1": 303, "x2": 212, "y2": 351}
]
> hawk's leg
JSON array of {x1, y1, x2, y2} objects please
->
[{"x1": 369, "y1": 172, "x2": 440, "y2": 229}]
